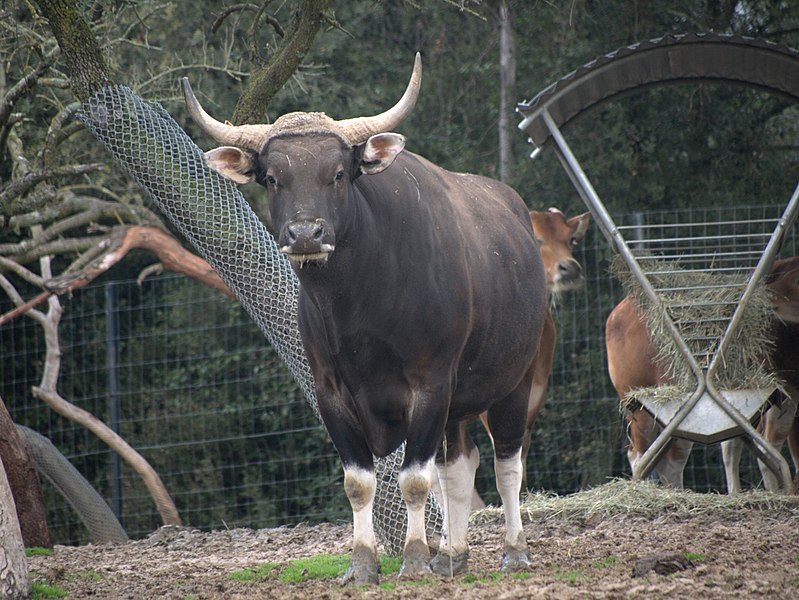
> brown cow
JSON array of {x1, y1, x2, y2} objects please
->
[
  {"x1": 474, "y1": 208, "x2": 590, "y2": 501},
  {"x1": 722, "y1": 258, "x2": 799, "y2": 492},
  {"x1": 606, "y1": 256, "x2": 799, "y2": 492},
  {"x1": 513, "y1": 208, "x2": 589, "y2": 489}
]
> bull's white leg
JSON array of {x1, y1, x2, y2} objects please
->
[
  {"x1": 397, "y1": 458, "x2": 435, "y2": 576},
  {"x1": 495, "y1": 448, "x2": 530, "y2": 571},
  {"x1": 434, "y1": 446, "x2": 479, "y2": 572},
  {"x1": 342, "y1": 466, "x2": 379, "y2": 584},
  {"x1": 721, "y1": 438, "x2": 743, "y2": 494}
]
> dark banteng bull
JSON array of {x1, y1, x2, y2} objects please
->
[
  {"x1": 605, "y1": 256, "x2": 799, "y2": 493},
  {"x1": 183, "y1": 54, "x2": 548, "y2": 583},
  {"x1": 441, "y1": 208, "x2": 589, "y2": 512}
]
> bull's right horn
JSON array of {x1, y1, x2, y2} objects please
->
[
  {"x1": 182, "y1": 78, "x2": 271, "y2": 152},
  {"x1": 336, "y1": 53, "x2": 422, "y2": 145}
]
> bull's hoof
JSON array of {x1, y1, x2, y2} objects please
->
[
  {"x1": 399, "y1": 539, "x2": 432, "y2": 578},
  {"x1": 340, "y1": 545, "x2": 380, "y2": 585},
  {"x1": 430, "y1": 551, "x2": 469, "y2": 576},
  {"x1": 500, "y1": 547, "x2": 532, "y2": 572}
]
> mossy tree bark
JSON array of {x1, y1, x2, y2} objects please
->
[
  {"x1": 0, "y1": 400, "x2": 52, "y2": 548},
  {"x1": 0, "y1": 401, "x2": 31, "y2": 600},
  {"x1": 231, "y1": 0, "x2": 333, "y2": 125},
  {"x1": 32, "y1": 0, "x2": 113, "y2": 101}
]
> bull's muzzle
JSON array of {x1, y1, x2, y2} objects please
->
[{"x1": 279, "y1": 218, "x2": 335, "y2": 267}]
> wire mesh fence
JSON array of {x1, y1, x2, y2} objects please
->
[{"x1": 2, "y1": 203, "x2": 795, "y2": 546}]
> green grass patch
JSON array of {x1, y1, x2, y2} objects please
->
[
  {"x1": 278, "y1": 554, "x2": 351, "y2": 582},
  {"x1": 65, "y1": 569, "x2": 103, "y2": 583},
  {"x1": 229, "y1": 554, "x2": 401, "y2": 584},
  {"x1": 25, "y1": 547, "x2": 54, "y2": 557},
  {"x1": 685, "y1": 552, "x2": 705, "y2": 562},
  {"x1": 31, "y1": 581, "x2": 67, "y2": 599},
  {"x1": 462, "y1": 572, "x2": 503, "y2": 585},
  {"x1": 228, "y1": 562, "x2": 279, "y2": 582},
  {"x1": 379, "y1": 555, "x2": 402, "y2": 576},
  {"x1": 554, "y1": 569, "x2": 587, "y2": 585},
  {"x1": 511, "y1": 571, "x2": 532, "y2": 580},
  {"x1": 593, "y1": 556, "x2": 619, "y2": 569}
]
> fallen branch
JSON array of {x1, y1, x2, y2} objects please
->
[
  {"x1": 27, "y1": 256, "x2": 181, "y2": 527},
  {"x1": 46, "y1": 225, "x2": 234, "y2": 298},
  {"x1": 0, "y1": 225, "x2": 235, "y2": 326}
]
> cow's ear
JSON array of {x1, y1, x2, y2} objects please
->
[
  {"x1": 359, "y1": 133, "x2": 406, "y2": 175},
  {"x1": 204, "y1": 147, "x2": 257, "y2": 184},
  {"x1": 569, "y1": 212, "x2": 591, "y2": 242}
]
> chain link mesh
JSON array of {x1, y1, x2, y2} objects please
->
[
  {"x1": 77, "y1": 85, "x2": 443, "y2": 555},
  {"x1": 17, "y1": 425, "x2": 128, "y2": 544}
]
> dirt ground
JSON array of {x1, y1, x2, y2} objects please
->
[{"x1": 27, "y1": 484, "x2": 799, "y2": 599}]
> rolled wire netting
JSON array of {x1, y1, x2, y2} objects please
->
[
  {"x1": 17, "y1": 425, "x2": 128, "y2": 544},
  {"x1": 77, "y1": 85, "x2": 442, "y2": 554}
]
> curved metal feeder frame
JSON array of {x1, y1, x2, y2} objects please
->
[{"x1": 518, "y1": 33, "x2": 799, "y2": 491}]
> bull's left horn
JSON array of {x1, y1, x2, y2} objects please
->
[
  {"x1": 182, "y1": 78, "x2": 271, "y2": 151},
  {"x1": 337, "y1": 53, "x2": 422, "y2": 145}
]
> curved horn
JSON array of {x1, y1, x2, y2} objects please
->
[
  {"x1": 337, "y1": 53, "x2": 422, "y2": 145},
  {"x1": 182, "y1": 78, "x2": 271, "y2": 151}
]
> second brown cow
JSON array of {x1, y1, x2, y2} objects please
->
[{"x1": 605, "y1": 256, "x2": 799, "y2": 493}]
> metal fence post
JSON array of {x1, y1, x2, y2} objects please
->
[{"x1": 105, "y1": 282, "x2": 123, "y2": 525}]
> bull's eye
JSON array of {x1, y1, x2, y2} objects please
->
[
  {"x1": 265, "y1": 174, "x2": 277, "y2": 186},
  {"x1": 334, "y1": 170, "x2": 345, "y2": 183}
]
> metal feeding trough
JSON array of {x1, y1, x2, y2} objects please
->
[
  {"x1": 639, "y1": 389, "x2": 774, "y2": 445},
  {"x1": 517, "y1": 33, "x2": 799, "y2": 489}
]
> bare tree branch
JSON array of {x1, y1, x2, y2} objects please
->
[
  {"x1": 1, "y1": 225, "x2": 235, "y2": 326},
  {"x1": 0, "y1": 47, "x2": 59, "y2": 127},
  {"x1": 46, "y1": 225, "x2": 234, "y2": 298},
  {"x1": 23, "y1": 255, "x2": 182, "y2": 526},
  {"x1": 213, "y1": 4, "x2": 285, "y2": 38},
  {"x1": 0, "y1": 163, "x2": 106, "y2": 206}
]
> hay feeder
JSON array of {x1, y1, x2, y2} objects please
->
[{"x1": 516, "y1": 34, "x2": 799, "y2": 490}]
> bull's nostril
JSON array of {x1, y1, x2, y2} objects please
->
[{"x1": 312, "y1": 223, "x2": 324, "y2": 240}]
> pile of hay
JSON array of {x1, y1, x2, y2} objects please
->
[
  {"x1": 470, "y1": 479, "x2": 799, "y2": 525},
  {"x1": 610, "y1": 255, "x2": 782, "y2": 409}
]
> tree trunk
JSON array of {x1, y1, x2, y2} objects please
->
[
  {"x1": 32, "y1": 0, "x2": 113, "y2": 101},
  {"x1": 232, "y1": 0, "x2": 333, "y2": 124},
  {"x1": 498, "y1": 0, "x2": 516, "y2": 184},
  {"x1": 0, "y1": 399, "x2": 52, "y2": 548},
  {"x1": 0, "y1": 451, "x2": 31, "y2": 599}
]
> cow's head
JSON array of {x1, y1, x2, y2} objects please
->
[
  {"x1": 183, "y1": 55, "x2": 422, "y2": 268},
  {"x1": 530, "y1": 208, "x2": 590, "y2": 294}
]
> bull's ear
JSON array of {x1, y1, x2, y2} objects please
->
[
  {"x1": 204, "y1": 146, "x2": 256, "y2": 184},
  {"x1": 360, "y1": 133, "x2": 406, "y2": 175}
]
